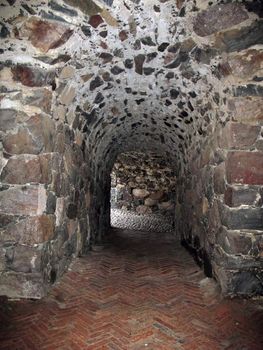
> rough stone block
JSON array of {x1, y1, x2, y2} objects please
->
[
  {"x1": 20, "y1": 17, "x2": 73, "y2": 52},
  {"x1": 228, "y1": 97, "x2": 263, "y2": 125},
  {"x1": 0, "y1": 271, "x2": 46, "y2": 299},
  {"x1": 11, "y1": 65, "x2": 55, "y2": 87},
  {"x1": 256, "y1": 139, "x2": 263, "y2": 151},
  {"x1": 132, "y1": 188, "x2": 149, "y2": 199},
  {"x1": 3, "y1": 128, "x2": 40, "y2": 155},
  {"x1": 59, "y1": 84, "x2": 76, "y2": 105},
  {"x1": 67, "y1": 219, "x2": 78, "y2": 237},
  {"x1": 3, "y1": 114, "x2": 55, "y2": 155},
  {"x1": 144, "y1": 198, "x2": 158, "y2": 206},
  {"x1": 219, "y1": 123, "x2": 260, "y2": 149},
  {"x1": 214, "y1": 21, "x2": 263, "y2": 53},
  {"x1": 2, "y1": 245, "x2": 42, "y2": 273},
  {"x1": 0, "y1": 154, "x2": 56, "y2": 184},
  {"x1": 224, "y1": 50, "x2": 263, "y2": 81},
  {"x1": 212, "y1": 264, "x2": 263, "y2": 296},
  {"x1": 220, "y1": 203, "x2": 263, "y2": 230},
  {"x1": 59, "y1": 65, "x2": 75, "y2": 79},
  {"x1": 224, "y1": 186, "x2": 261, "y2": 207},
  {"x1": 149, "y1": 191, "x2": 164, "y2": 200},
  {"x1": 216, "y1": 227, "x2": 253, "y2": 255},
  {"x1": 193, "y1": 3, "x2": 248, "y2": 37},
  {"x1": 0, "y1": 215, "x2": 55, "y2": 245},
  {"x1": 213, "y1": 246, "x2": 261, "y2": 270},
  {"x1": 0, "y1": 109, "x2": 19, "y2": 132},
  {"x1": 25, "y1": 88, "x2": 52, "y2": 114},
  {"x1": 64, "y1": 0, "x2": 102, "y2": 16},
  {"x1": 52, "y1": 169, "x2": 70, "y2": 197},
  {"x1": 0, "y1": 185, "x2": 47, "y2": 216},
  {"x1": 226, "y1": 151, "x2": 263, "y2": 185},
  {"x1": 255, "y1": 232, "x2": 263, "y2": 258},
  {"x1": 136, "y1": 205, "x2": 152, "y2": 214}
]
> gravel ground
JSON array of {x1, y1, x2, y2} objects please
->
[{"x1": 111, "y1": 209, "x2": 174, "y2": 232}]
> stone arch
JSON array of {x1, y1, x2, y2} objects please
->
[{"x1": 0, "y1": 0, "x2": 262, "y2": 298}]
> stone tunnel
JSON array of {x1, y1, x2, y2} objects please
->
[{"x1": 0, "y1": 0, "x2": 263, "y2": 305}]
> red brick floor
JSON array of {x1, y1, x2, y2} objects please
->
[{"x1": 0, "y1": 228, "x2": 262, "y2": 350}]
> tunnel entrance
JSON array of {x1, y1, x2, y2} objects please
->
[{"x1": 110, "y1": 152, "x2": 176, "y2": 232}]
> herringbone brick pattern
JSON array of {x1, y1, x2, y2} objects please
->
[{"x1": 0, "y1": 228, "x2": 262, "y2": 349}]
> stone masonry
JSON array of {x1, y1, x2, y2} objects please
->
[
  {"x1": 0, "y1": 0, "x2": 262, "y2": 298},
  {"x1": 111, "y1": 152, "x2": 176, "y2": 215}
]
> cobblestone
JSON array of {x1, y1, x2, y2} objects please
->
[{"x1": 111, "y1": 209, "x2": 174, "y2": 232}]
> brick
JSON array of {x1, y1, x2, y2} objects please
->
[{"x1": 226, "y1": 151, "x2": 263, "y2": 185}]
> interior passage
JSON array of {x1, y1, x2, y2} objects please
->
[
  {"x1": 0, "y1": 228, "x2": 262, "y2": 350},
  {"x1": 1, "y1": 0, "x2": 263, "y2": 299},
  {"x1": 0, "y1": 2, "x2": 263, "y2": 348}
]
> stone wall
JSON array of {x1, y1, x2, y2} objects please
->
[
  {"x1": 0, "y1": 2, "x2": 92, "y2": 298},
  {"x1": 0, "y1": 0, "x2": 262, "y2": 298},
  {"x1": 176, "y1": 124, "x2": 263, "y2": 296},
  {"x1": 111, "y1": 152, "x2": 176, "y2": 215},
  {"x1": 174, "y1": 2, "x2": 263, "y2": 296}
]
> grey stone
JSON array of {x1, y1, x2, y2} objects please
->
[
  {"x1": 0, "y1": 271, "x2": 46, "y2": 299},
  {"x1": 216, "y1": 228, "x2": 253, "y2": 255},
  {"x1": 49, "y1": 1, "x2": 78, "y2": 16},
  {"x1": 134, "y1": 54, "x2": 145, "y2": 75},
  {"x1": 0, "y1": 109, "x2": 17, "y2": 132},
  {"x1": 214, "y1": 21, "x2": 263, "y2": 53},
  {"x1": 193, "y1": 4, "x2": 248, "y2": 37},
  {"x1": 0, "y1": 185, "x2": 47, "y2": 216},
  {"x1": 63, "y1": 0, "x2": 101, "y2": 16},
  {"x1": 220, "y1": 204, "x2": 263, "y2": 230},
  {"x1": 224, "y1": 186, "x2": 260, "y2": 207},
  {"x1": 90, "y1": 76, "x2": 104, "y2": 91},
  {"x1": 11, "y1": 65, "x2": 55, "y2": 87},
  {"x1": 213, "y1": 265, "x2": 263, "y2": 296}
]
